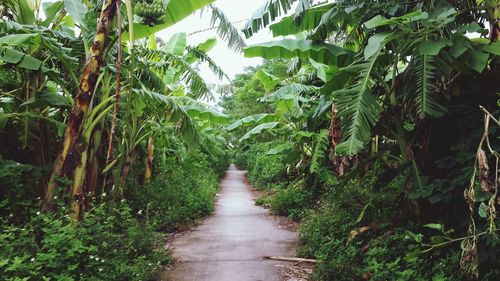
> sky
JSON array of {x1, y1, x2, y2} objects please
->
[{"x1": 157, "y1": 0, "x2": 279, "y2": 85}]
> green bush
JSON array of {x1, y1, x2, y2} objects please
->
[
  {"x1": 236, "y1": 143, "x2": 290, "y2": 190},
  {"x1": 297, "y1": 170, "x2": 487, "y2": 281},
  {"x1": 268, "y1": 185, "x2": 313, "y2": 221},
  {"x1": 0, "y1": 147, "x2": 227, "y2": 280},
  {"x1": 0, "y1": 202, "x2": 168, "y2": 281},
  {"x1": 126, "y1": 150, "x2": 220, "y2": 230}
]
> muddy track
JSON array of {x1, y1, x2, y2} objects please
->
[{"x1": 160, "y1": 165, "x2": 298, "y2": 281}]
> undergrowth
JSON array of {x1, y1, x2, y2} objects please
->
[
  {"x1": 236, "y1": 144, "x2": 500, "y2": 280},
  {"x1": 0, "y1": 149, "x2": 229, "y2": 280}
]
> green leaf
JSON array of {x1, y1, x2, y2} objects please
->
[
  {"x1": 196, "y1": 37, "x2": 217, "y2": 53},
  {"x1": 418, "y1": 39, "x2": 448, "y2": 56},
  {"x1": 483, "y1": 41, "x2": 500, "y2": 56},
  {"x1": 244, "y1": 39, "x2": 355, "y2": 66},
  {"x1": 364, "y1": 11, "x2": 428, "y2": 29},
  {"x1": 41, "y1": 1, "x2": 64, "y2": 27},
  {"x1": 165, "y1": 32, "x2": 187, "y2": 56},
  {"x1": 255, "y1": 69, "x2": 280, "y2": 92},
  {"x1": 0, "y1": 34, "x2": 39, "y2": 46},
  {"x1": 259, "y1": 83, "x2": 315, "y2": 103},
  {"x1": 185, "y1": 38, "x2": 217, "y2": 64},
  {"x1": 128, "y1": 0, "x2": 216, "y2": 40},
  {"x1": 39, "y1": 92, "x2": 71, "y2": 107},
  {"x1": 11, "y1": 0, "x2": 36, "y2": 25},
  {"x1": 309, "y1": 58, "x2": 337, "y2": 81},
  {"x1": 364, "y1": 32, "x2": 392, "y2": 59},
  {"x1": 0, "y1": 112, "x2": 8, "y2": 129},
  {"x1": 63, "y1": 0, "x2": 88, "y2": 26},
  {"x1": 269, "y1": 3, "x2": 334, "y2": 37},
  {"x1": 183, "y1": 106, "x2": 229, "y2": 124},
  {"x1": 449, "y1": 39, "x2": 470, "y2": 58},
  {"x1": 267, "y1": 142, "x2": 293, "y2": 155},
  {"x1": 334, "y1": 47, "x2": 385, "y2": 155},
  {"x1": 462, "y1": 49, "x2": 489, "y2": 73},
  {"x1": 226, "y1": 114, "x2": 277, "y2": 131},
  {"x1": 18, "y1": 55, "x2": 42, "y2": 70},
  {"x1": 239, "y1": 122, "x2": 279, "y2": 141},
  {"x1": 242, "y1": 0, "x2": 298, "y2": 38},
  {"x1": 424, "y1": 223, "x2": 443, "y2": 230},
  {"x1": 0, "y1": 48, "x2": 24, "y2": 63},
  {"x1": 410, "y1": 55, "x2": 447, "y2": 118},
  {"x1": 478, "y1": 202, "x2": 488, "y2": 218},
  {"x1": 310, "y1": 129, "x2": 329, "y2": 173}
]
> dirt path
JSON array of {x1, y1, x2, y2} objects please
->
[{"x1": 160, "y1": 165, "x2": 298, "y2": 281}]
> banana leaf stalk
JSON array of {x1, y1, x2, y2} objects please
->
[{"x1": 144, "y1": 135, "x2": 155, "y2": 184}]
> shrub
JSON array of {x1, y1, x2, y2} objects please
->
[
  {"x1": 268, "y1": 185, "x2": 313, "y2": 221},
  {"x1": 0, "y1": 202, "x2": 168, "y2": 281},
  {"x1": 237, "y1": 143, "x2": 290, "y2": 190},
  {"x1": 126, "y1": 150, "x2": 220, "y2": 230}
]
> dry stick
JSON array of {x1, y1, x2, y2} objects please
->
[
  {"x1": 264, "y1": 256, "x2": 319, "y2": 264},
  {"x1": 479, "y1": 105, "x2": 500, "y2": 126},
  {"x1": 103, "y1": 0, "x2": 122, "y2": 188}
]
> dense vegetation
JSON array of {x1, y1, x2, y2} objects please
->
[
  {"x1": 1, "y1": 0, "x2": 499, "y2": 280},
  {"x1": 0, "y1": 0, "x2": 233, "y2": 279},
  {"x1": 223, "y1": 0, "x2": 500, "y2": 280}
]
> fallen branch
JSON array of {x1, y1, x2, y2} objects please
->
[{"x1": 264, "y1": 256, "x2": 319, "y2": 264}]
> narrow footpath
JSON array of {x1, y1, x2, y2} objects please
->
[{"x1": 161, "y1": 165, "x2": 298, "y2": 281}]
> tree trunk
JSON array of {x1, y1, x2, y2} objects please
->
[
  {"x1": 70, "y1": 140, "x2": 90, "y2": 221},
  {"x1": 43, "y1": 0, "x2": 118, "y2": 211},
  {"x1": 144, "y1": 136, "x2": 155, "y2": 184},
  {"x1": 86, "y1": 125, "x2": 104, "y2": 196}
]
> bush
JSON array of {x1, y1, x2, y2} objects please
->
[
  {"x1": 126, "y1": 150, "x2": 220, "y2": 230},
  {"x1": 0, "y1": 147, "x2": 228, "y2": 280},
  {"x1": 236, "y1": 143, "x2": 290, "y2": 190},
  {"x1": 0, "y1": 202, "x2": 168, "y2": 281},
  {"x1": 297, "y1": 170, "x2": 483, "y2": 281},
  {"x1": 268, "y1": 184, "x2": 313, "y2": 221}
]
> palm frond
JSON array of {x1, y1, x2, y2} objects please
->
[
  {"x1": 259, "y1": 83, "x2": 316, "y2": 103},
  {"x1": 242, "y1": 0, "x2": 298, "y2": 38},
  {"x1": 405, "y1": 55, "x2": 447, "y2": 119},
  {"x1": 288, "y1": 58, "x2": 302, "y2": 75},
  {"x1": 294, "y1": 0, "x2": 313, "y2": 23},
  {"x1": 185, "y1": 46, "x2": 230, "y2": 81},
  {"x1": 334, "y1": 53, "x2": 383, "y2": 156},
  {"x1": 133, "y1": 86, "x2": 199, "y2": 145},
  {"x1": 209, "y1": 4, "x2": 246, "y2": 52},
  {"x1": 167, "y1": 56, "x2": 213, "y2": 100},
  {"x1": 310, "y1": 129, "x2": 329, "y2": 174}
]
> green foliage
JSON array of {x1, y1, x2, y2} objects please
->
[
  {"x1": 242, "y1": 0, "x2": 299, "y2": 38},
  {"x1": 239, "y1": 143, "x2": 291, "y2": 190},
  {"x1": 0, "y1": 160, "x2": 43, "y2": 224},
  {"x1": 267, "y1": 184, "x2": 313, "y2": 221},
  {"x1": 126, "y1": 150, "x2": 223, "y2": 230},
  {"x1": 298, "y1": 170, "x2": 469, "y2": 281},
  {"x1": 244, "y1": 39, "x2": 355, "y2": 66},
  {"x1": 0, "y1": 202, "x2": 168, "y2": 281}
]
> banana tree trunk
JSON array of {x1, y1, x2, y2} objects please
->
[
  {"x1": 86, "y1": 125, "x2": 104, "y2": 196},
  {"x1": 144, "y1": 136, "x2": 155, "y2": 184},
  {"x1": 71, "y1": 141, "x2": 90, "y2": 221},
  {"x1": 43, "y1": 0, "x2": 118, "y2": 211}
]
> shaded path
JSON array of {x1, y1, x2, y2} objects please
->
[{"x1": 160, "y1": 165, "x2": 298, "y2": 281}]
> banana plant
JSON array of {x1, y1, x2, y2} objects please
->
[{"x1": 242, "y1": 0, "x2": 498, "y2": 159}]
